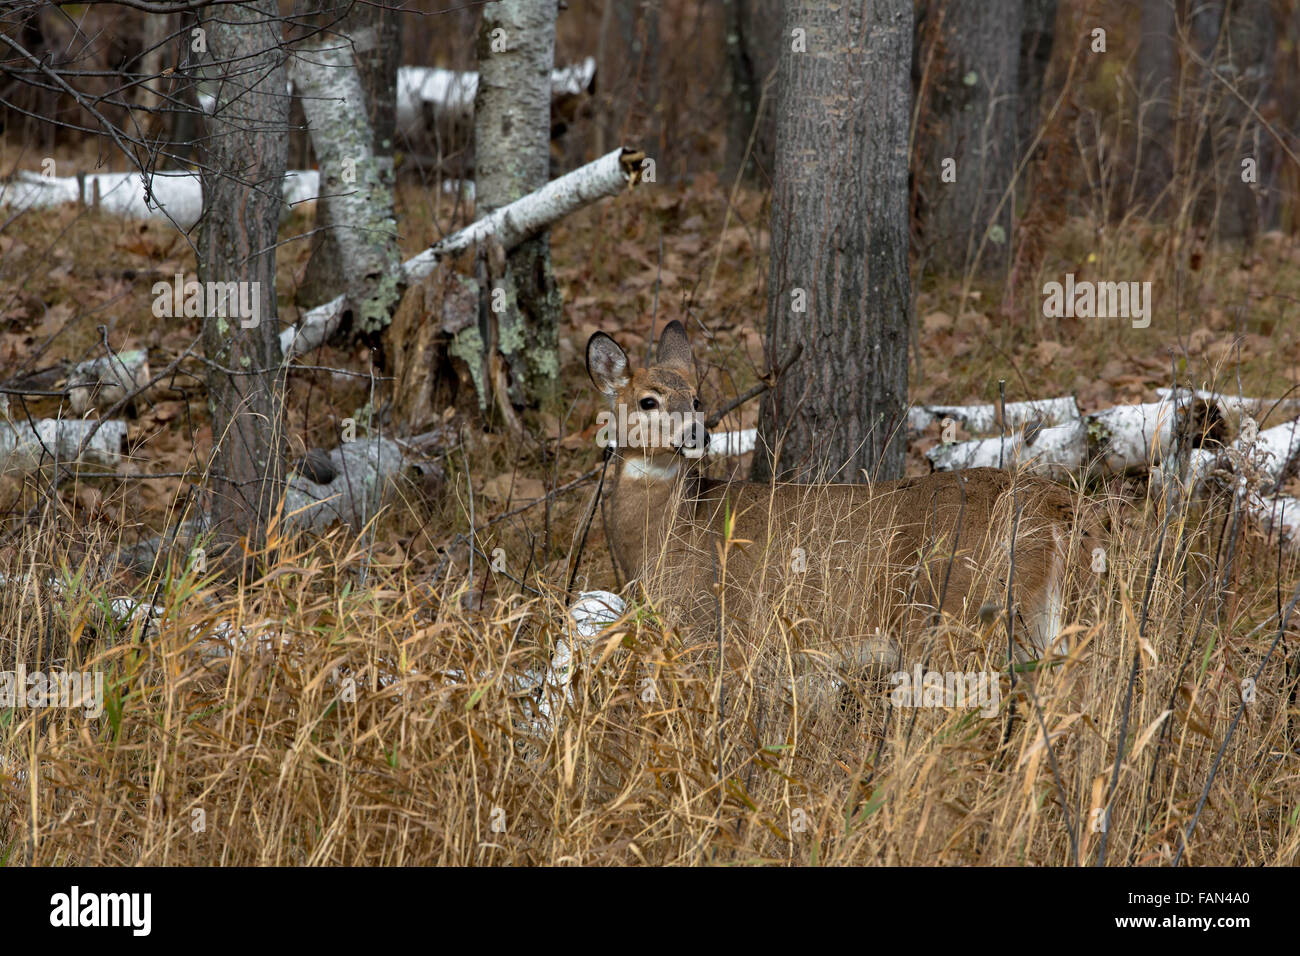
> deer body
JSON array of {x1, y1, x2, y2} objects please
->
[{"x1": 587, "y1": 323, "x2": 1091, "y2": 671}]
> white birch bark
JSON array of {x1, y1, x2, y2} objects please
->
[
  {"x1": 67, "y1": 349, "x2": 150, "y2": 415},
  {"x1": 926, "y1": 419, "x2": 1087, "y2": 479},
  {"x1": 927, "y1": 398, "x2": 1185, "y2": 477},
  {"x1": 1, "y1": 169, "x2": 318, "y2": 229},
  {"x1": 1156, "y1": 386, "x2": 1300, "y2": 422},
  {"x1": 395, "y1": 58, "x2": 595, "y2": 134},
  {"x1": 475, "y1": 1, "x2": 555, "y2": 214},
  {"x1": 281, "y1": 147, "x2": 644, "y2": 358},
  {"x1": 907, "y1": 396, "x2": 1079, "y2": 434},
  {"x1": 709, "y1": 428, "x2": 757, "y2": 457},
  {"x1": 289, "y1": 40, "x2": 402, "y2": 336},
  {"x1": 0, "y1": 419, "x2": 127, "y2": 474},
  {"x1": 475, "y1": 0, "x2": 562, "y2": 401}
]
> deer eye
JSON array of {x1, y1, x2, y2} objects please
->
[
  {"x1": 639, "y1": 397, "x2": 658, "y2": 411},
  {"x1": 693, "y1": 397, "x2": 701, "y2": 411}
]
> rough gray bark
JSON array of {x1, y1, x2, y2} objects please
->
[
  {"x1": 294, "y1": 6, "x2": 402, "y2": 337},
  {"x1": 1137, "y1": 0, "x2": 1177, "y2": 211},
  {"x1": 1017, "y1": 0, "x2": 1057, "y2": 156},
  {"x1": 198, "y1": 1, "x2": 289, "y2": 560},
  {"x1": 474, "y1": 0, "x2": 562, "y2": 406},
  {"x1": 920, "y1": 0, "x2": 1023, "y2": 274},
  {"x1": 1195, "y1": 0, "x2": 1272, "y2": 244},
  {"x1": 724, "y1": 0, "x2": 783, "y2": 183},
  {"x1": 753, "y1": 0, "x2": 913, "y2": 484}
]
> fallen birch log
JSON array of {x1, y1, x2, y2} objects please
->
[
  {"x1": 67, "y1": 349, "x2": 150, "y2": 415},
  {"x1": 281, "y1": 146, "x2": 645, "y2": 358},
  {"x1": 908, "y1": 396, "x2": 1079, "y2": 435},
  {"x1": 1149, "y1": 450, "x2": 1300, "y2": 552},
  {"x1": 1, "y1": 169, "x2": 319, "y2": 229},
  {"x1": 0, "y1": 419, "x2": 127, "y2": 474},
  {"x1": 1148, "y1": 415, "x2": 1300, "y2": 497},
  {"x1": 709, "y1": 428, "x2": 756, "y2": 457},
  {"x1": 395, "y1": 58, "x2": 596, "y2": 135},
  {"x1": 922, "y1": 389, "x2": 1300, "y2": 551},
  {"x1": 1156, "y1": 386, "x2": 1300, "y2": 424},
  {"x1": 283, "y1": 437, "x2": 406, "y2": 533},
  {"x1": 927, "y1": 399, "x2": 1191, "y2": 479},
  {"x1": 1247, "y1": 417, "x2": 1300, "y2": 486}
]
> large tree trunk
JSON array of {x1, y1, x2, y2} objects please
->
[
  {"x1": 1137, "y1": 0, "x2": 1177, "y2": 213},
  {"x1": 919, "y1": 0, "x2": 1023, "y2": 274},
  {"x1": 753, "y1": 0, "x2": 913, "y2": 484},
  {"x1": 1197, "y1": 0, "x2": 1272, "y2": 246},
  {"x1": 295, "y1": 5, "x2": 402, "y2": 339},
  {"x1": 723, "y1": 0, "x2": 783, "y2": 184},
  {"x1": 1016, "y1": 0, "x2": 1057, "y2": 155},
  {"x1": 198, "y1": 1, "x2": 289, "y2": 561},
  {"x1": 474, "y1": 0, "x2": 562, "y2": 407}
]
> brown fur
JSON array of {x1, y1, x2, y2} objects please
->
[{"x1": 588, "y1": 322, "x2": 1097, "y2": 679}]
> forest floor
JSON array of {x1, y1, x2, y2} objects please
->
[{"x1": 2, "y1": 139, "x2": 1300, "y2": 865}]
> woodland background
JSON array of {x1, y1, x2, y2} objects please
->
[{"x1": 0, "y1": 0, "x2": 1298, "y2": 867}]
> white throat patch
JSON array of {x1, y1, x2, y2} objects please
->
[{"x1": 622, "y1": 457, "x2": 681, "y2": 482}]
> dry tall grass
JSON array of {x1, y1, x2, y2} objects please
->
[{"x1": 2, "y1": 454, "x2": 1296, "y2": 866}]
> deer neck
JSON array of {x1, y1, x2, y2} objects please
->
[{"x1": 603, "y1": 447, "x2": 702, "y2": 583}]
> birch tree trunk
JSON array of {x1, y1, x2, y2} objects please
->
[
  {"x1": 198, "y1": 1, "x2": 289, "y2": 561},
  {"x1": 293, "y1": 6, "x2": 402, "y2": 340},
  {"x1": 753, "y1": 0, "x2": 913, "y2": 484},
  {"x1": 474, "y1": 0, "x2": 562, "y2": 406},
  {"x1": 919, "y1": 0, "x2": 1023, "y2": 274}
]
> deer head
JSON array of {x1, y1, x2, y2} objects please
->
[{"x1": 586, "y1": 320, "x2": 708, "y2": 481}]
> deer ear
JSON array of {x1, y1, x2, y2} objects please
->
[
  {"x1": 586, "y1": 332, "x2": 629, "y2": 397},
  {"x1": 656, "y1": 320, "x2": 693, "y2": 372}
]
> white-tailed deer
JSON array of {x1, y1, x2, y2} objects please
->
[{"x1": 586, "y1": 321, "x2": 1096, "y2": 686}]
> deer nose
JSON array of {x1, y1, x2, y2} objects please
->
[{"x1": 681, "y1": 418, "x2": 709, "y2": 458}]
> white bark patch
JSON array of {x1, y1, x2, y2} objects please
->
[
  {"x1": 1088, "y1": 401, "x2": 1179, "y2": 473},
  {"x1": 395, "y1": 58, "x2": 594, "y2": 134},
  {"x1": 926, "y1": 419, "x2": 1087, "y2": 479},
  {"x1": 1, "y1": 169, "x2": 318, "y2": 229},
  {"x1": 1246, "y1": 418, "x2": 1300, "y2": 485},
  {"x1": 1156, "y1": 386, "x2": 1300, "y2": 423},
  {"x1": 67, "y1": 349, "x2": 149, "y2": 415},
  {"x1": 0, "y1": 419, "x2": 127, "y2": 474},
  {"x1": 708, "y1": 428, "x2": 757, "y2": 457},
  {"x1": 927, "y1": 396, "x2": 1186, "y2": 477},
  {"x1": 907, "y1": 396, "x2": 1079, "y2": 434}
]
